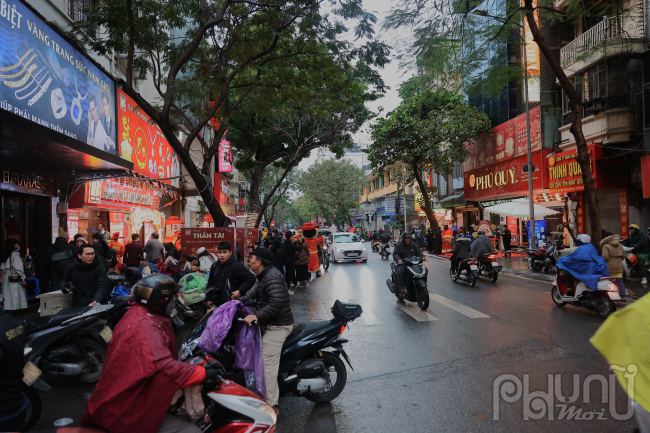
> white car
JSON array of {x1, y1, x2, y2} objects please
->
[{"x1": 330, "y1": 233, "x2": 368, "y2": 263}]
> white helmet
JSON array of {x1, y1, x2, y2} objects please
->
[
  {"x1": 577, "y1": 234, "x2": 591, "y2": 245},
  {"x1": 197, "y1": 247, "x2": 206, "y2": 255}
]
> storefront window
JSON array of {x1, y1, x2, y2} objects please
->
[
  {"x1": 1, "y1": 193, "x2": 50, "y2": 257},
  {"x1": 2, "y1": 197, "x2": 21, "y2": 248}
]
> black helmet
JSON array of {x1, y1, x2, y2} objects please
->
[
  {"x1": 123, "y1": 267, "x2": 142, "y2": 285},
  {"x1": 402, "y1": 233, "x2": 412, "y2": 240},
  {"x1": 133, "y1": 274, "x2": 178, "y2": 309}
]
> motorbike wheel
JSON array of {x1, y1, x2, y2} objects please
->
[
  {"x1": 21, "y1": 384, "x2": 42, "y2": 432},
  {"x1": 188, "y1": 302, "x2": 207, "y2": 321},
  {"x1": 77, "y1": 338, "x2": 107, "y2": 383},
  {"x1": 324, "y1": 254, "x2": 330, "y2": 271},
  {"x1": 416, "y1": 287, "x2": 430, "y2": 311},
  {"x1": 551, "y1": 286, "x2": 566, "y2": 307},
  {"x1": 544, "y1": 264, "x2": 551, "y2": 274},
  {"x1": 450, "y1": 267, "x2": 458, "y2": 283},
  {"x1": 490, "y1": 269, "x2": 498, "y2": 283},
  {"x1": 467, "y1": 272, "x2": 477, "y2": 287},
  {"x1": 531, "y1": 260, "x2": 544, "y2": 272},
  {"x1": 306, "y1": 352, "x2": 347, "y2": 403},
  {"x1": 595, "y1": 293, "x2": 616, "y2": 319}
]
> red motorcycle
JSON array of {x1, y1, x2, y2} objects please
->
[{"x1": 527, "y1": 247, "x2": 546, "y2": 272}]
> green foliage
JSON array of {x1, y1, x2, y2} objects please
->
[{"x1": 298, "y1": 159, "x2": 366, "y2": 225}]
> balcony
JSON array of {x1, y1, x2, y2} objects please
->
[
  {"x1": 558, "y1": 106, "x2": 637, "y2": 147},
  {"x1": 560, "y1": 16, "x2": 645, "y2": 76}
]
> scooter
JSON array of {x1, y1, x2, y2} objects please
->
[
  {"x1": 550, "y1": 273, "x2": 622, "y2": 319},
  {"x1": 180, "y1": 300, "x2": 362, "y2": 403},
  {"x1": 543, "y1": 240, "x2": 566, "y2": 274},
  {"x1": 477, "y1": 253, "x2": 501, "y2": 282},
  {"x1": 178, "y1": 272, "x2": 210, "y2": 320},
  {"x1": 528, "y1": 248, "x2": 546, "y2": 272},
  {"x1": 371, "y1": 240, "x2": 379, "y2": 252},
  {"x1": 621, "y1": 246, "x2": 650, "y2": 278},
  {"x1": 379, "y1": 242, "x2": 391, "y2": 260},
  {"x1": 386, "y1": 256, "x2": 430, "y2": 310},
  {"x1": 450, "y1": 257, "x2": 479, "y2": 286},
  {"x1": 23, "y1": 303, "x2": 114, "y2": 383}
]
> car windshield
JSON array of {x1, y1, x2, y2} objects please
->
[{"x1": 334, "y1": 235, "x2": 360, "y2": 243}]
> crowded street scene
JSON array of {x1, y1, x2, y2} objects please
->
[{"x1": 2, "y1": 0, "x2": 650, "y2": 432}]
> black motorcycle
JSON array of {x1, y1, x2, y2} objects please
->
[
  {"x1": 180, "y1": 299, "x2": 362, "y2": 403},
  {"x1": 477, "y1": 253, "x2": 501, "y2": 282},
  {"x1": 544, "y1": 240, "x2": 566, "y2": 274},
  {"x1": 379, "y1": 242, "x2": 391, "y2": 260},
  {"x1": 21, "y1": 349, "x2": 51, "y2": 431},
  {"x1": 450, "y1": 257, "x2": 479, "y2": 287},
  {"x1": 386, "y1": 256, "x2": 430, "y2": 310},
  {"x1": 23, "y1": 303, "x2": 113, "y2": 383},
  {"x1": 371, "y1": 240, "x2": 379, "y2": 252}
]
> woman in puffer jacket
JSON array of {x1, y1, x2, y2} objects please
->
[
  {"x1": 294, "y1": 236, "x2": 311, "y2": 287},
  {"x1": 601, "y1": 233, "x2": 627, "y2": 296}
]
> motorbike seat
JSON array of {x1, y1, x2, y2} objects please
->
[
  {"x1": 58, "y1": 428, "x2": 107, "y2": 433},
  {"x1": 284, "y1": 321, "x2": 332, "y2": 347},
  {"x1": 24, "y1": 306, "x2": 91, "y2": 333}
]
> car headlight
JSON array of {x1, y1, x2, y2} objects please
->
[
  {"x1": 179, "y1": 338, "x2": 199, "y2": 361},
  {"x1": 362, "y1": 247, "x2": 367, "y2": 251},
  {"x1": 336, "y1": 248, "x2": 343, "y2": 252}
]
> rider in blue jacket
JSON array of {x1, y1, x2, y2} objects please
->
[{"x1": 557, "y1": 234, "x2": 609, "y2": 291}]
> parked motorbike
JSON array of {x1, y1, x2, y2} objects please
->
[
  {"x1": 386, "y1": 256, "x2": 430, "y2": 310},
  {"x1": 178, "y1": 272, "x2": 210, "y2": 320},
  {"x1": 551, "y1": 273, "x2": 622, "y2": 319},
  {"x1": 180, "y1": 299, "x2": 362, "y2": 403},
  {"x1": 544, "y1": 240, "x2": 566, "y2": 274},
  {"x1": 477, "y1": 253, "x2": 501, "y2": 282},
  {"x1": 450, "y1": 257, "x2": 479, "y2": 287},
  {"x1": 527, "y1": 248, "x2": 546, "y2": 272},
  {"x1": 318, "y1": 243, "x2": 330, "y2": 271},
  {"x1": 21, "y1": 348, "x2": 51, "y2": 431},
  {"x1": 379, "y1": 242, "x2": 391, "y2": 260},
  {"x1": 23, "y1": 303, "x2": 114, "y2": 383}
]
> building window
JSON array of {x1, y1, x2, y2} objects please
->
[
  {"x1": 68, "y1": 0, "x2": 97, "y2": 22},
  {"x1": 380, "y1": 175, "x2": 385, "y2": 187}
]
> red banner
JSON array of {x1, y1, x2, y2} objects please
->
[
  {"x1": 464, "y1": 150, "x2": 549, "y2": 200},
  {"x1": 235, "y1": 228, "x2": 246, "y2": 264},
  {"x1": 547, "y1": 145, "x2": 600, "y2": 194},
  {"x1": 642, "y1": 156, "x2": 650, "y2": 199},
  {"x1": 84, "y1": 179, "x2": 159, "y2": 211},
  {"x1": 464, "y1": 106, "x2": 542, "y2": 172},
  {"x1": 117, "y1": 90, "x2": 180, "y2": 186},
  {"x1": 507, "y1": 216, "x2": 518, "y2": 246},
  {"x1": 620, "y1": 189, "x2": 629, "y2": 238},
  {"x1": 576, "y1": 192, "x2": 585, "y2": 234},
  {"x1": 180, "y1": 228, "x2": 235, "y2": 256}
]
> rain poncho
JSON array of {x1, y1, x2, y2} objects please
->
[
  {"x1": 178, "y1": 272, "x2": 209, "y2": 304},
  {"x1": 591, "y1": 292, "x2": 650, "y2": 412},
  {"x1": 556, "y1": 243, "x2": 609, "y2": 290},
  {"x1": 198, "y1": 301, "x2": 265, "y2": 398}
]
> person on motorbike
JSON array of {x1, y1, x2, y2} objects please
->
[
  {"x1": 392, "y1": 233, "x2": 426, "y2": 296},
  {"x1": 556, "y1": 234, "x2": 609, "y2": 294},
  {"x1": 470, "y1": 230, "x2": 495, "y2": 259},
  {"x1": 240, "y1": 248, "x2": 294, "y2": 416},
  {"x1": 450, "y1": 234, "x2": 472, "y2": 276},
  {"x1": 623, "y1": 224, "x2": 648, "y2": 285},
  {"x1": 206, "y1": 241, "x2": 256, "y2": 308},
  {"x1": 0, "y1": 294, "x2": 29, "y2": 432},
  {"x1": 82, "y1": 274, "x2": 218, "y2": 433},
  {"x1": 378, "y1": 231, "x2": 391, "y2": 251}
]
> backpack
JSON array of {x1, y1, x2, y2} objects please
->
[
  {"x1": 51, "y1": 249, "x2": 75, "y2": 277},
  {"x1": 276, "y1": 242, "x2": 289, "y2": 265}
]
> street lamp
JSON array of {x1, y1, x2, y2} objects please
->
[{"x1": 472, "y1": 9, "x2": 536, "y2": 249}]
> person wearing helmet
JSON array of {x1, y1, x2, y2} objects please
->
[
  {"x1": 82, "y1": 274, "x2": 216, "y2": 433},
  {"x1": 470, "y1": 229, "x2": 495, "y2": 259},
  {"x1": 557, "y1": 234, "x2": 609, "y2": 293},
  {"x1": 0, "y1": 293, "x2": 30, "y2": 432},
  {"x1": 623, "y1": 224, "x2": 648, "y2": 285},
  {"x1": 197, "y1": 246, "x2": 218, "y2": 273},
  {"x1": 393, "y1": 233, "x2": 426, "y2": 295},
  {"x1": 450, "y1": 233, "x2": 472, "y2": 276}
]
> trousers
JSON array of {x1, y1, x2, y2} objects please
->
[
  {"x1": 262, "y1": 324, "x2": 293, "y2": 406},
  {"x1": 395, "y1": 264, "x2": 408, "y2": 289},
  {"x1": 157, "y1": 414, "x2": 202, "y2": 433}
]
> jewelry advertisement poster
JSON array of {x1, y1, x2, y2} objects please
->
[{"x1": 0, "y1": 0, "x2": 117, "y2": 155}]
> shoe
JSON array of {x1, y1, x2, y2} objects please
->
[
  {"x1": 300, "y1": 282, "x2": 307, "y2": 287},
  {"x1": 316, "y1": 271, "x2": 321, "y2": 278},
  {"x1": 643, "y1": 278, "x2": 648, "y2": 285}
]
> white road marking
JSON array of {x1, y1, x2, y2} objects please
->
[
  {"x1": 429, "y1": 293, "x2": 490, "y2": 318},
  {"x1": 385, "y1": 297, "x2": 438, "y2": 322}
]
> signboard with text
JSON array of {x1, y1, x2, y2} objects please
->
[
  {"x1": 547, "y1": 145, "x2": 600, "y2": 194},
  {"x1": 0, "y1": 0, "x2": 116, "y2": 153},
  {"x1": 218, "y1": 133, "x2": 232, "y2": 173},
  {"x1": 181, "y1": 227, "x2": 235, "y2": 256},
  {"x1": 245, "y1": 228, "x2": 259, "y2": 266},
  {"x1": 117, "y1": 90, "x2": 179, "y2": 186},
  {"x1": 84, "y1": 179, "x2": 159, "y2": 211},
  {"x1": 235, "y1": 228, "x2": 246, "y2": 264}
]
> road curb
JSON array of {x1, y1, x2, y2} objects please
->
[{"x1": 424, "y1": 253, "x2": 555, "y2": 282}]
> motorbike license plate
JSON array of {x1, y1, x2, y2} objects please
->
[
  {"x1": 470, "y1": 265, "x2": 478, "y2": 271},
  {"x1": 100, "y1": 326, "x2": 113, "y2": 344},
  {"x1": 170, "y1": 308, "x2": 178, "y2": 318},
  {"x1": 177, "y1": 296, "x2": 185, "y2": 305},
  {"x1": 607, "y1": 292, "x2": 621, "y2": 301},
  {"x1": 22, "y1": 362, "x2": 41, "y2": 386},
  {"x1": 347, "y1": 253, "x2": 359, "y2": 257},
  {"x1": 492, "y1": 262, "x2": 499, "y2": 266}
]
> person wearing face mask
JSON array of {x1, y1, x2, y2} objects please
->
[
  {"x1": 0, "y1": 240, "x2": 27, "y2": 312},
  {"x1": 205, "y1": 241, "x2": 256, "y2": 308}
]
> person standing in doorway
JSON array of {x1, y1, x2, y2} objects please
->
[
  {"x1": 97, "y1": 223, "x2": 111, "y2": 243},
  {"x1": 502, "y1": 225, "x2": 512, "y2": 255},
  {"x1": 0, "y1": 241, "x2": 27, "y2": 313},
  {"x1": 123, "y1": 234, "x2": 144, "y2": 268},
  {"x1": 143, "y1": 232, "x2": 165, "y2": 262}
]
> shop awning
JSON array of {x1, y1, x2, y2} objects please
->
[
  {"x1": 484, "y1": 198, "x2": 560, "y2": 219},
  {"x1": 0, "y1": 109, "x2": 131, "y2": 174},
  {"x1": 439, "y1": 193, "x2": 465, "y2": 209}
]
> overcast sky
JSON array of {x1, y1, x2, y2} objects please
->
[{"x1": 298, "y1": 0, "x2": 412, "y2": 171}]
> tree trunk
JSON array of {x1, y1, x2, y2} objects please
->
[
  {"x1": 412, "y1": 161, "x2": 439, "y2": 233},
  {"x1": 522, "y1": 1, "x2": 602, "y2": 250}
]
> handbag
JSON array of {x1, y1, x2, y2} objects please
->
[{"x1": 8, "y1": 254, "x2": 22, "y2": 283}]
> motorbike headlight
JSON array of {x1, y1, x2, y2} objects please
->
[{"x1": 179, "y1": 338, "x2": 199, "y2": 361}]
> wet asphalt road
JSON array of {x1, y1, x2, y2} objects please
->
[{"x1": 33, "y1": 247, "x2": 637, "y2": 432}]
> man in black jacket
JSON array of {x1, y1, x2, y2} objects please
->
[
  {"x1": 241, "y1": 248, "x2": 293, "y2": 415},
  {"x1": 392, "y1": 233, "x2": 426, "y2": 295},
  {"x1": 283, "y1": 231, "x2": 300, "y2": 288},
  {"x1": 61, "y1": 244, "x2": 109, "y2": 307},
  {"x1": 450, "y1": 235, "x2": 472, "y2": 275},
  {"x1": 36, "y1": 232, "x2": 77, "y2": 293},
  {"x1": 269, "y1": 230, "x2": 285, "y2": 275},
  {"x1": 206, "y1": 241, "x2": 256, "y2": 307}
]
